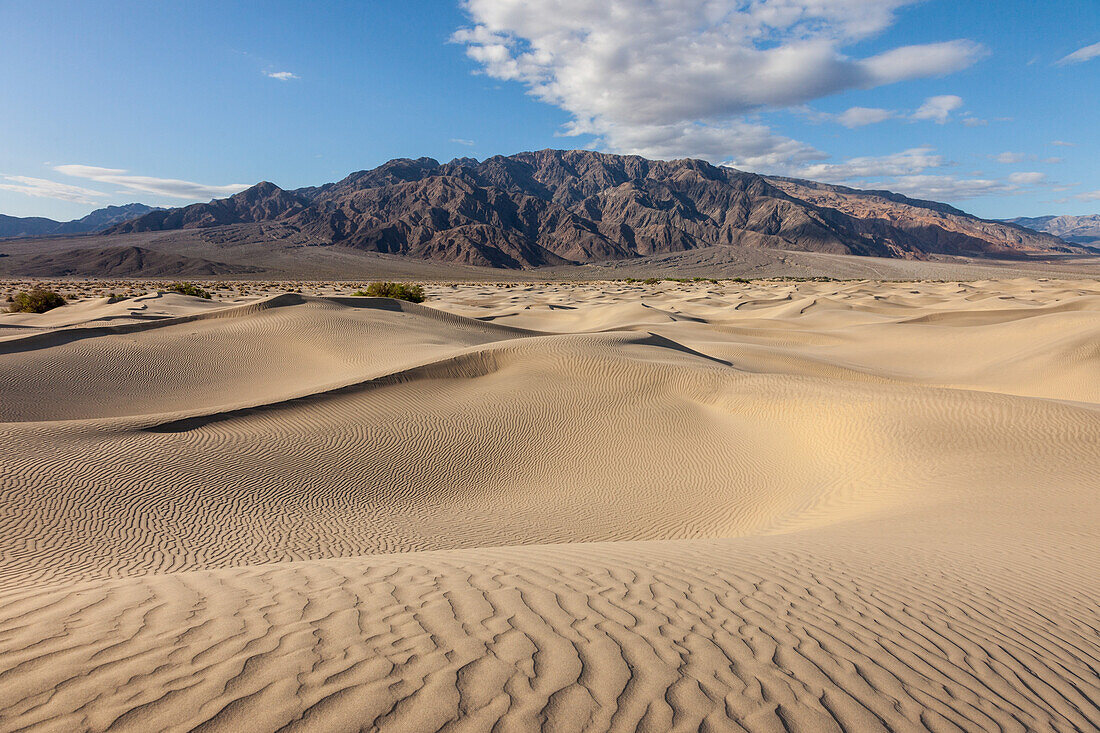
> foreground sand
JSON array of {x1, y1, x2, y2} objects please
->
[{"x1": 1, "y1": 279, "x2": 1098, "y2": 731}]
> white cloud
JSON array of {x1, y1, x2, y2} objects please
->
[
  {"x1": 1050, "y1": 140, "x2": 1076, "y2": 147},
  {"x1": 1042, "y1": 157, "x2": 1064, "y2": 164},
  {"x1": 1074, "y1": 190, "x2": 1100, "y2": 201},
  {"x1": 961, "y1": 116, "x2": 987, "y2": 127},
  {"x1": 605, "y1": 120, "x2": 827, "y2": 170},
  {"x1": 774, "y1": 146, "x2": 1052, "y2": 202},
  {"x1": 55, "y1": 165, "x2": 250, "y2": 200},
  {"x1": 885, "y1": 175, "x2": 1012, "y2": 200},
  {"x1": 876, "y1": 170, "x2": 1048, "y2": 202},
  {"x1": 0, "y1": 175, "x2": 106, "y2": 204},
  {"x1": 1057, "y1": 41, "x2": 1100, "y2": 66},
  {"x1": 991, "y1": 152, "x2": 1025, "y2": 164},
  {"x1": 911, "y1": 94, "x2": 963, "y2": 124},
  {"x1": 814, "y1": 94, "x2": 969, "y2": 128},
  {"x1": 834, "y1": 106, "x2": 895, "y2": 127},
  {"x1": 860, "y1": 43, "x2": 984, "y2": 84},
  {"x1": 794, "y1": 147, "x2": 945, "y2": 182},
  {"x1": 455, "y1": 0, "x2": 984, "y2": 162},
  {"x1": 1007, "y1": 171, "x2": 1046, "y2": 185},
  {"x1": 450, "y1": 138, "x2": 476, "y2": 146},
  {"x1": 265, "y1": 71, "x2": 300, "y2": 81}
]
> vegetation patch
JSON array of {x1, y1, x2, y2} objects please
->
[
  {"x1": 353, "y1": 282, "x2": 425, "y2": 303},
  {"x1": 8, "y1": 288, "x2": 66, "y2": 313},
  {"x1": 163, "y1": 282, "x2": 212, "y2": 299}
]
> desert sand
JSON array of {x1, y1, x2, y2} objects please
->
[{"x1": 1, "y1": 278, "x2": 1098, "y2": 731}]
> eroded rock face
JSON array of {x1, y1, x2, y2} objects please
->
[
  {"x1": 107, "y1": 150, "x2": 1081, "y2": 268},
  {"x1": 109, "y1": 182, "x2": 308, "y2": 233},
  {"x1": 768, "y1": 177, "x2": 1075, "y2": 258}
]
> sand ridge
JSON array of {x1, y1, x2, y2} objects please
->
[{"x1": 0, "y1": 278, "x2": 1098, "y2": 731}]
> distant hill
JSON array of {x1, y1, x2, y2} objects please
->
[
  {"x1": 0, "y1": 215, "x2": 59, "y2": 239},
  {"x1": 107, "y1": 150, "x2": 1079, "y2": 269},
  {"x1": 0, "y1": 203, "x2": 161, "y2": 239},
  {"x1": 1007, "y1": 215, "x2": 1100, "y2": 248},
  {"x1": 11, "y1": 245, "x2": 263, "y2": 277}
]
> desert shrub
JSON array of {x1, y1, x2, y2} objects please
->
[
  {"x1": 729, "y1": 277, "x2": 751, "y2": 284},
  {"x1": 642, "y1": 277, "x2": 660, "y2": 285},
  {"x1": 353, "y1": 282, "x2": 425, "y2": 303},
  {"x1": 9, "y1": 289, "x2": 65, "y2": 313},
  {"x1": 163, "y1": 282, "x2": 211, "y2": 299}
]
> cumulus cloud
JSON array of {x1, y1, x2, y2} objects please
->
[
  {"x1": 0, "y1": 175, "x2": 106, "y2": 204},
  {"x1": 911, "y1": 95, "x2": 963, "y2": 124},
  {"x1": 55, "y1": 165, "x2": 250, "y2": 200},
  {"x1": 606, "y1": 119, "x2": 827, "y2": 170},
  {"x1": 774, "y1": 146, "x2": 1051, "y2": 202},
  {"x1": 814, "y1": 94, "x2": 970, "y2": 128},
  {"x1": 1057, "y1": 41, "x2": 1100, "y2": 66},
  {"x1": 885, "y1": 175, "x2": 1012, "y2": 200},
  {"x1": 794, "y1": 147, "x2": 945, "y2": 182},
  {"x1": 834, "y1": 106, "x2": 896, "y2": 127},
  {"x1": 882, "y1": 169, "x2": 1049, "y2": 201},
  {"x1": 265, "y1": 71, "x2": 300, "y2": 81},
  {"x1": 454, "y1": 0, "x2": 984, "y2": 161},
  {"x1": 860, "y1": 43, "x2": 983, "y2": 84}
]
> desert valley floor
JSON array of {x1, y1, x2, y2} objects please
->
[{"x1": 1, "y1": 277, "x2": 1098, "y2": 732}]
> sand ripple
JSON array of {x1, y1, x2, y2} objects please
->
[{"x1": 1, "y1": 278, "x2": 1098, "y2": 731}]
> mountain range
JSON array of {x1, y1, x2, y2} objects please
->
[
  {"x1": 0, "y1": 203, "x2": 161, "y2": 239},
  {"x1": 1006, "y1": 215, "x2": 1100, "y2": 247},
  {"x1": 106, "y1": 150, "x2": 1079, "y2": 268}
]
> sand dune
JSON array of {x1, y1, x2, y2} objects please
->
[{"x1": 1, "y1": 278, "x2": 1098, "y2": 731}]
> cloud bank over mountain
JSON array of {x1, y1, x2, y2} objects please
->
[{"x1": 454, "y1": 0, "x2": 984, "y2": 167}]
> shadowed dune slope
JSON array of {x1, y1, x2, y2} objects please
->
[{"x1": 0, "y1": 278, "x2": 1098, "y2": 731}]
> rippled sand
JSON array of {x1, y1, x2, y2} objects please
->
[{"x1": 1, "y1": 278, "x2": 1098, "y2": 731}]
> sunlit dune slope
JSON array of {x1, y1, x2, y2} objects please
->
[{"x1": 0, "y1": 278, "x2": 1097, "y2": 731}]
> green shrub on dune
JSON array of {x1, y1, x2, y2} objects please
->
[
  {"x1": 163, "y1": 282, "x2": 212, "y2": 299},
  {"x1": 9, "y1": 289, "x2": 66, "y2": 313},
  {"x1": 353, "y1": 282, "x2": 425, "y2": 303}
]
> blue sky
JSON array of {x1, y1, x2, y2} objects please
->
[{"x1": 1, "y1": 0, "x2": 1097, "y2": 221}]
